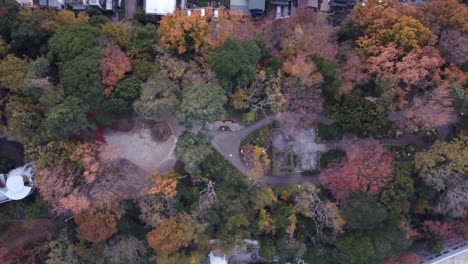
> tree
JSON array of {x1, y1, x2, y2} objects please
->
[
  {"x1": 417, "y1": 0, "x2": 468, "y2": 35},
  {"x1": 157, "y1": 9, "x2": 211, "y2": 54},
  {"x1": 111, "y1": 77, "x2": 141, "y2": 113},
  {"x1": 320, "y1": 139, "x2": 394, "y2": 200},
  {"x1": 253, "y1": 208, "x2": 275, "y2": 237},
  {"x1": 59, "y1": 49, "x2": 104, "y2": 108},
  {"x1": 0, "y1": 54, "x2": 30, "y2": 93},
  {"x1": 46, "y1": 229, "x2": 78, "y2": 264},
  {"x1": 45, "y1": 96, "x2": 92, "y2": 139},
  {"x1": 240, "y1": 144, "x2": 271, "y2": 178},
  {"x1": 439, "y1": 29, "x2": 468, "y2": 67},
  {"x1": 415, "y1": 135, "x2": 467, "y2": 191},
  {"x1": 54, "y1": 10, "x2": 88, "y2": 25},
  {"x1": 133, "y1": 73, "x2": 179, "y2": 121},
  {"x1": 138, "y1": 195, "x2": 172, "y2": 228},
  {"x1": 390, "y1": 16, "x2": 436, "y2": 50},
  {"x1": 146, "y1": 213, "x2": 206, "y2": 256},
  {"x1": 294, "y1": 184, "x2": 335, "y2": 242},
  {"x1": 175, "y1": 132, "x2": 213, "y2": 174},
  {"x1": 333, "y1": 91, "x2": 388, "y2": 137},
  {"x1": 177, "y1": 83, "x2": 227, "y2": 126},
  {"x1": 334, "y1": 232, "x2": 375, "y2": 264},
  {"x1": 282, "y1": 55, "x2": 324, "y2": 87},
  {"x1": 10, "y1": 22, "x2": 49, "y2": 58},
  {"x1": 0, "y1": 37, "x2": 9, "y2": 58},
  {"x1": 4, "y1": 96, "x2": 42, "y2": 144},
  {"x1": 100, "y1": 46, "x2": 131, "y2": 95},
  {"x1": 396, "y1": 84, "x2": 456, "y2": 131},
  {"x1": 148, "y1": 171, "x2": 178, "y2": 199},
  {"x1": 436, "y1": 180, "x2": 468, "y2": 218},
  {"x1": 101, "y1": 22, "x2": 132, "y2": 49},
  {"x1": 37, "y1": 161, "x2": 82, "y2": 213},
  {"x1": 283, "y1": 77, "x2": 324, "y2": 114},
  {"x1": 210, "y1": 39, "x2": 261, "y2": 91},
  {"x1": 342, "y1": 193, "x2": 388, "y2": 230},
  {"x1": 0, "y1": 0, "x2": 20, "y2": 38},
  {"x1": 339, "y1": 49, "x2": 370, "y2": 96},
  {"x1": 48, "y1": 24, "x2": 99, "y2": 62},
  {"x1": 74, "y1": 204, "x2": 123, "y2": 243},
  {"x1": 199, "y1": 180, "x2": 218, "y2": 212},
  {"x1": 104, "y1": 235, "x2": 148, "y2": 264},
  {"x1": 380, "y1": 164, "x2": 415, "y2": 216}
]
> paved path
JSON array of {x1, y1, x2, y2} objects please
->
[
  {"x1": 210, "y1": 116, "x2": 321, "y2": 185},
  {"x1": 209, "y1": 114, "x2": 443, "y2": 186}
]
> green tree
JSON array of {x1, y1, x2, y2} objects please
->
[
  {"x1": 311, "y1": 55, "x2": 341, "y2": 101},
  {"x1": 48, "y1": 24, "x2": 99, "y2": 62},
  {"x1": 10, "y1": 22, "x2": 48, "y2": 58},
  {"x1": 45, "y1": 96, "x2": 92, "y2": 139},
  {"x1": 0, "y1": 54, "x2": 30, "y2": 93},
  {"x1": 333, "y1": 90, "x2": 388, "y2": 137},
  {"x1": 177, "y1": 83, "x2": 227, "y2": 126},
  {"x1": 46, "y1": 229, "x2": 78, "y2": 264},
  {"x1": 111, "y1": 77, "x2": 141, "y2": 113},
  {"x1": 334, "y1": 232, "x2": 375, "y2": 264},
  {"x1": 380, "y1": 164, "x2": 415, "y2": 217},
  {"x1": 0, "y1": 37, "x2": 9, "y2": 58},
  {"x1": 59, "y1": 49, "x2": 103, "y2": 108},
  {"x1": 133, "y1": 73, "x2": 179, "y2": 121},
  {"x1": 342, "y1": 193, "x2": 388, "y2": 230},
  {"x1": 0, "y1": 0, "x2": 20, "y2": 39},
  {"x1": 175, "y1": 132, "x2": 213, "y2": 175},
  {"x1": 210, "y1": 39, "x2": 261, "y2": 91},
  {"x1": 5, "y1": 96, "x2": 42, "y2": 145}
]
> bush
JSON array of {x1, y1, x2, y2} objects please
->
[
  {"x1": 317, "y1": 123, "x2": 343, "y2": 141},
  {"x1": 319, "y1": 150, "x2": 346, "y2": 170}
]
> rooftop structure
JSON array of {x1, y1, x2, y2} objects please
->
[
  {"x1": 144, "y1": 0, "x2": 177, "y2": 15},
  {"x1": 0, "y1": 164, "x2": 35, "y2": 204}
]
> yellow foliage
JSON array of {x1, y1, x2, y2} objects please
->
[{"x1": 148, "y1": 171, "x2": 178, "y2": 199}]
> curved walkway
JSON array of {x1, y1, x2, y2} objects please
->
[
  {"x1": 209, "y1": 114, "x2": 436, "y2": 186},
  {"x1": 209, "y1": 116, "x2": 320, "y2": 185}
]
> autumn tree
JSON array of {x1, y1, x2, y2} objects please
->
[
  {"x1": 240, "y1": 143, "x2": 270, "y2": 178},
  {"x1": 320, "y1": 139, "x2": 394, "y2": 200},
  {"x1": 438, "y1": 29, "x2": 468, "y2": 67},
  {"x1": 148, "y1": 171, "x2": 178, "y2": 199},
  {"x1": 436, "y1": 180, "x2": 468, "y2": 218},
  {"x1": 45, "y1": 96, "x2": 92, "y2": 139},
  {"x1": 395, "y1": 84, "x2": 456, "y2": 131},
  {"x1": 210, "y1": 39, "x2": 261, "y2": 91},
  {"x1": 104, "y1": 235, "x2": 148, "y2": 264},
  {"x1": 46, "y1": 229, "x2": 78, "y2": 264},
  {"x1": 74, "y1": 203, "x2": 123, "y2": 243},
  {"x1": 100, "y1": 46, "x2": 132, "y2": 95},
  {"x1": 415, "y1": 135, "x2": 467, "y2": 191},
  {"x1": 390, "y1": 16, "x2": 436, "y2": 50},
  {"x1": 158, "y1": 9, "x2": 211, "y2": 54},
  {"x1": 138, "y1": 195, "x2": 173, "y2": 227},
  {"x1": 133, "y1": 72, "x2": 179, "y2": 121},
  {"x1": 177, "y1": 83, "x2": 227, "y2": 126},
  {"x1": 175, "y1": 132, "x2": 213, "y2": 174},
  {"x1": 338, "y1": 48, "x2": 370, "y2": 96},
  {"x1": 294, "y1": 184, "x2": 336, "y2": 242},
  {"x1": 54, "y1": 10, "x2": 88, "y2": 26},
  {"x1": 101, "y1": 22, "x2": 132, "y2": 49},
  {"x1": 282, "y1": 55, "x2": 324, "y2": 87},
  {"x1": 146, "y1": 213, "x2": 206, "y2": 256},
  {"x1": 417, "y1": 0, "x2": 468, "y2": 35}
]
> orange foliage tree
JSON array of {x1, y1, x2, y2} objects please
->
[
  {"x1": 158, "y1": 9, "x2": 211, "y2": 54},
  {"x1": 320, "y1": 139, "x2": 394, "y2": 200},
  {"x1": 148, "y1": 171, "x2": 178, "y2": 199},
  {"x1": 71, "y1": 142, "x2": 103, "y2": 183},
  {"x1": 100, "y1": 46, "x2": 132, "y2": 96},
  {"x1": 74, "y1": 203, "x2": 123, "y2": 242},
  {"x1": 417, "y1": 0, "x2": 468, "y2": 35},
  {"x1": 146, "y1": 213, "x2": 206, "y2": 256}
]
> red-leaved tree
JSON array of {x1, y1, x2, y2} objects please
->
[
  {"x1": 100, "y1": 46, "x2": 132, "y2": 96},
  {"x1": 320, "y1": 139, "x2": 394, "y2": 200}
]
